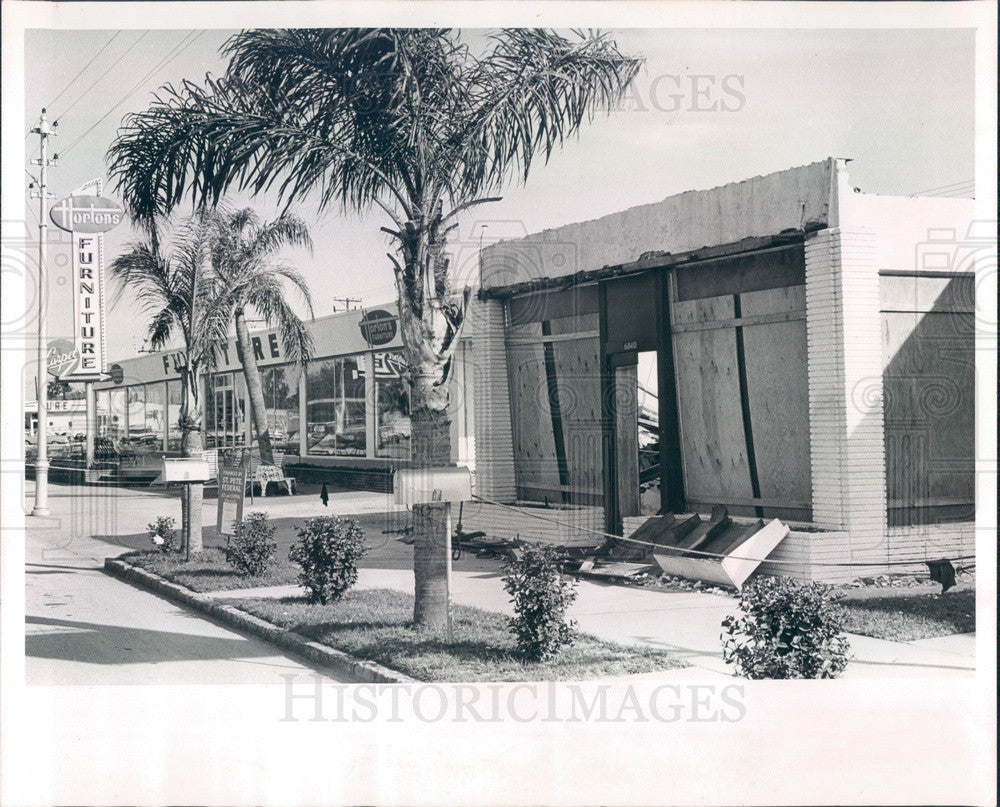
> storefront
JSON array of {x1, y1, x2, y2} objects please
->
[
  {"x1": 471, "y1": 159, "x2": 976, "y2": 580},
  {"x1": 90, "y1": 303, "x2": 475, "y2": 488}
]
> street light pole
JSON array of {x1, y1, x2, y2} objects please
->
[{"x1": 29, "y1": 109, "x2": 56, "y2": 517}]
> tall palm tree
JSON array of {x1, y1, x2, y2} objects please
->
[
  {"x1": 107, "y1": 28, "x2": 642, "y2": 632},
  {"x1": 207, "y1": 207, "x2": 315, "y2": 466},
  {"x1": 109, "y1": 213, "x2": 232, "y2": 555}
]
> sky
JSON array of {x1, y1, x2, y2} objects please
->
[{"x1": 22, "y1": 26, "x2": 975, "y2": 372}]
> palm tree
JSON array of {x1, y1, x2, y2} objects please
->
[
  {"x1": 207, "y1": 207, "x2": 315, "y2": 466},
  {"x1": 107, "y1": 28, "x2": 642, "y2": 632},
  {"x1": 109, "y1": 213, "x2": 232, "y2": 555}
]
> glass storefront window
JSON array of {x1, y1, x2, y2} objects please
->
[
  {"x1": 262, "y1": 364, "x2": 301, "y2": 455},
  {"x1": 106, "y1": 389, "x2": 126, "y2": 443},
  {"x1": 124, "y1": 386, "x2": 146, "y2": 448},
  {"x1": 374, "y1": 351, "x2": 410, "y2": 459},
  {"x1": 206, "y1": 372, "x2": 249, "y2": 449},
  {"x1": 145, "y1": 382, "x2": 165, "y2": 452},
  {"x1": 167, "y1": 380, "x2": 183, "y2": 451},
  {"x1": 307, "y1": 356, "x2": 366, "y2": 456}
]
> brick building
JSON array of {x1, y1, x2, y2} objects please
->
[{"x1": 470, "y1": 159, "x2": 977, "y2": 581}]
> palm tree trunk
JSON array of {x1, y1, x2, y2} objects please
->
[
  {"x1": 180, "y1": 366, "x2": 204, "y2": 555},
  {"x1": 409, "y1": 372, "x2": 453, "y2": 632},
  {"x1": 234, "y1": 308, "x2": 274, "y2": 466}
]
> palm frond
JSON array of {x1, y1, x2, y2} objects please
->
[{"x1": 455, "y1": 29, "x2": 642, "y2": 193}]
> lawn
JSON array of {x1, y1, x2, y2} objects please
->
[
  {"x1": 839, "y1": 590, "x2": 975, "y2": 641},
  {"x1": 122, "y1": 548, "x2": 300, "y2": 593},
  {"x1": 228, "y1": 589, "x2": 688, "y2": 682}
]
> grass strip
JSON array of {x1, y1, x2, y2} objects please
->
[
  {"x1": 228, "y1": 588, "x2": 687, "y2": 683},
  {"x1": 121, "y1": 548, "x2": 300, "y2": 593},
  {"x1": 840, "y1": 590, "x2": 975, "y2": 641}
]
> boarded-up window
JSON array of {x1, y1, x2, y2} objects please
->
[
  {"x1": 669, "y1": 246, "x2": 811, "y2": 521},
  {"x1": 881, "y1": 274, "x2": 974, "y2": 526},
  {"x1": 507, "y1": 287, "x2": 602, "y2": 504}
]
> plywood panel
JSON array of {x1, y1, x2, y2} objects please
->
[
  {"x1": 880, "y1": 275, "x2": 975, "y2": 314},
  {"x1": 882, "y1": 310, "x2": 975, "y2": 526},
  {"x1": 507, "y1": 345, "x2": 559, "y2": 490},
  {"x1": 672, "y1": 294, "x2": 735, "y2": 326},
  {"x1": 551, "y1": 337, "x2": 603, "y2": 498},
  {"x1": 673, "y1": 328, "x2": 754, "y2": 503},
  {"x1": 740, "y1": 284, "x2": 806, "y2": 317},
  {"x1": 742, "y1": 318, "x2": 812, "y2": 515}
]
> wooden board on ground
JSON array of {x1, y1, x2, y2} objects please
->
[
  {"x1": 720, "y1": 518, "x2": 791, "y2": 588},
  {"x1": 609, "y1": 513, "x2": 701, "y2": 561},
  {"x1": 704, "y1": 518, "x2": 765, "y2": 556},
  {"x1": 668, "y1": 505, "x2": 730, "y2": 553},
  {"x1": 653, "y1": 517, "x2": 790, "y2": 588}
]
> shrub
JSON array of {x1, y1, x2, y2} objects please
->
[
  {"x1": 721, "y1": 576, "x2": 851, "y2": 679},
  {"x1": 224, "y1": 511, "x2": 277, "y2": 577},
  {"x1": 147, "y1": 516, "x2": 177, "y2": 553},
  {"x1": 501, "y1": 543, "x2": 578, "y2": 662},
  {"x1": 288, "y1": 517, "x2": 367, "y2": 604}
]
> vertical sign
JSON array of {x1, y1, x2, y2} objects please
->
[
  {"x1": 72, "y1": 231, "x2": 107, "y2": 376},
  {"x1": 48, "y1": 180, "x2": 123, "y2": 381},
  {"x1": 216, "y1": 465, "x2": 247, "y2": 537}
]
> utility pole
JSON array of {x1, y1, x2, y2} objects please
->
[
  {"x1": 331, "y1": 297, "x2": 361, "y2": 312},
  {"x1": 28, "y1": 109, "x2": 57, "y2": 516}
]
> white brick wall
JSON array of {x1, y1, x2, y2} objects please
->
[
  {"x1": 804, "y1": 226, "x2": 888, "y2": 558},
  {"x1": 470, "y1": 298, "x2": 517, "y2": 502}
]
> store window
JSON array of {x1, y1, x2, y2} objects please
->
[
  {"x1": 125, "y1": 386, "x2": 146, "y2": 448},
  {"x1": 262, "y1": 363, "x2": 301, "y2": 455},
  {"x1": 306, "y1": 356, "x2": 366, "y2": 456},
  {"x1": 100, "y1": 389, "x2": 126, "y2": 444},
  {"x1": 206, "y1": 372, "x2": 248, "y2": 449},
  {"x1": 144, "y1": 382, "x2": 165, "y2": 452},
  {"x1": 167, "y1": 379, "x2": 183, "y2": 451},
  {"x1": 374, "y1": 351, "x2": 410, "y2": 459}
]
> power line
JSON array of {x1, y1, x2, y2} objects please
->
[
  {"x1": 60, "y1": 31, "x2": 204, "y2": 158},
  {"x1": 909, "y1": 178, "x2": 975, "y2": 196},
  {"x1": 53, "y1": 31, "x2": 149, "y2": 124},
  {"x1": 47, "y1": 31, "x2": 122, "y2": 111}
]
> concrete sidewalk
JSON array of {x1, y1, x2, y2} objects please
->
[
  {"x1": 22, "y1": 480, "x2": 977, "y2": 680},
  {"x1": 210, "y1": 567, "x2": 976, "y2": 679},
  {"x1": 22, "y1": 481, "x2": 352, "y2": 685}
]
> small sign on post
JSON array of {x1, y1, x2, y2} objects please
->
[{"x1": 217, "y1": 465, "x2": 248, "y2": 537}]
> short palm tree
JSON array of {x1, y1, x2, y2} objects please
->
[
  {"x1": 207, "y1": 207, "x2": 315, "y2": 466},
  {"x1": 108, "y1": 28, "x2": 642, "y2": 632},
  {"x1": 109, "y1": 213, "x2": 232, "y2": 555}
]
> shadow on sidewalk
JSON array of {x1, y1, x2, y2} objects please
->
[{"x1": 25, "y1": 614, "x2": 277, "y2": 666}]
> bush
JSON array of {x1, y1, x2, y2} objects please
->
[
  {"x1": 224, "y1": 511, "x2": 277, "y2": 577},
  {"x1": 288, "y1": 516, "x2": 367, "y2": 604},
  {"x1": 147, "y1": 516, "x2": 177, "y2": 553},
  {"x1": 721, "y1": 576, "x2": 851, "y2": 679},
  {"x1": 502, "y1": 543, "x2": 578, "y2": 662}
]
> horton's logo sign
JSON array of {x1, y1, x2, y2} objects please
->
[{"x1": 359, "y1": 309, "x2": 398, "y2": 346}]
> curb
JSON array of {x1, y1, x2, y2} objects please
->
[{"x1": 103, "y1": 558, "x2": 416, "y2": 685}]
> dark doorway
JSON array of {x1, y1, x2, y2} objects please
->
[{"x1": 600, "y1": 271, "x2": 684, "y2": 534}]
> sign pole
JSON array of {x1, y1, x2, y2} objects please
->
[
  {"x1": 444, "y1": 501, "x2": 453, "y2": 644},
  {"x1": 84, "y1": 381, "x2": 95, "y2": 468},
  {"x1": 29, "y1": 109, "x2": 56, "y2": 517}
]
